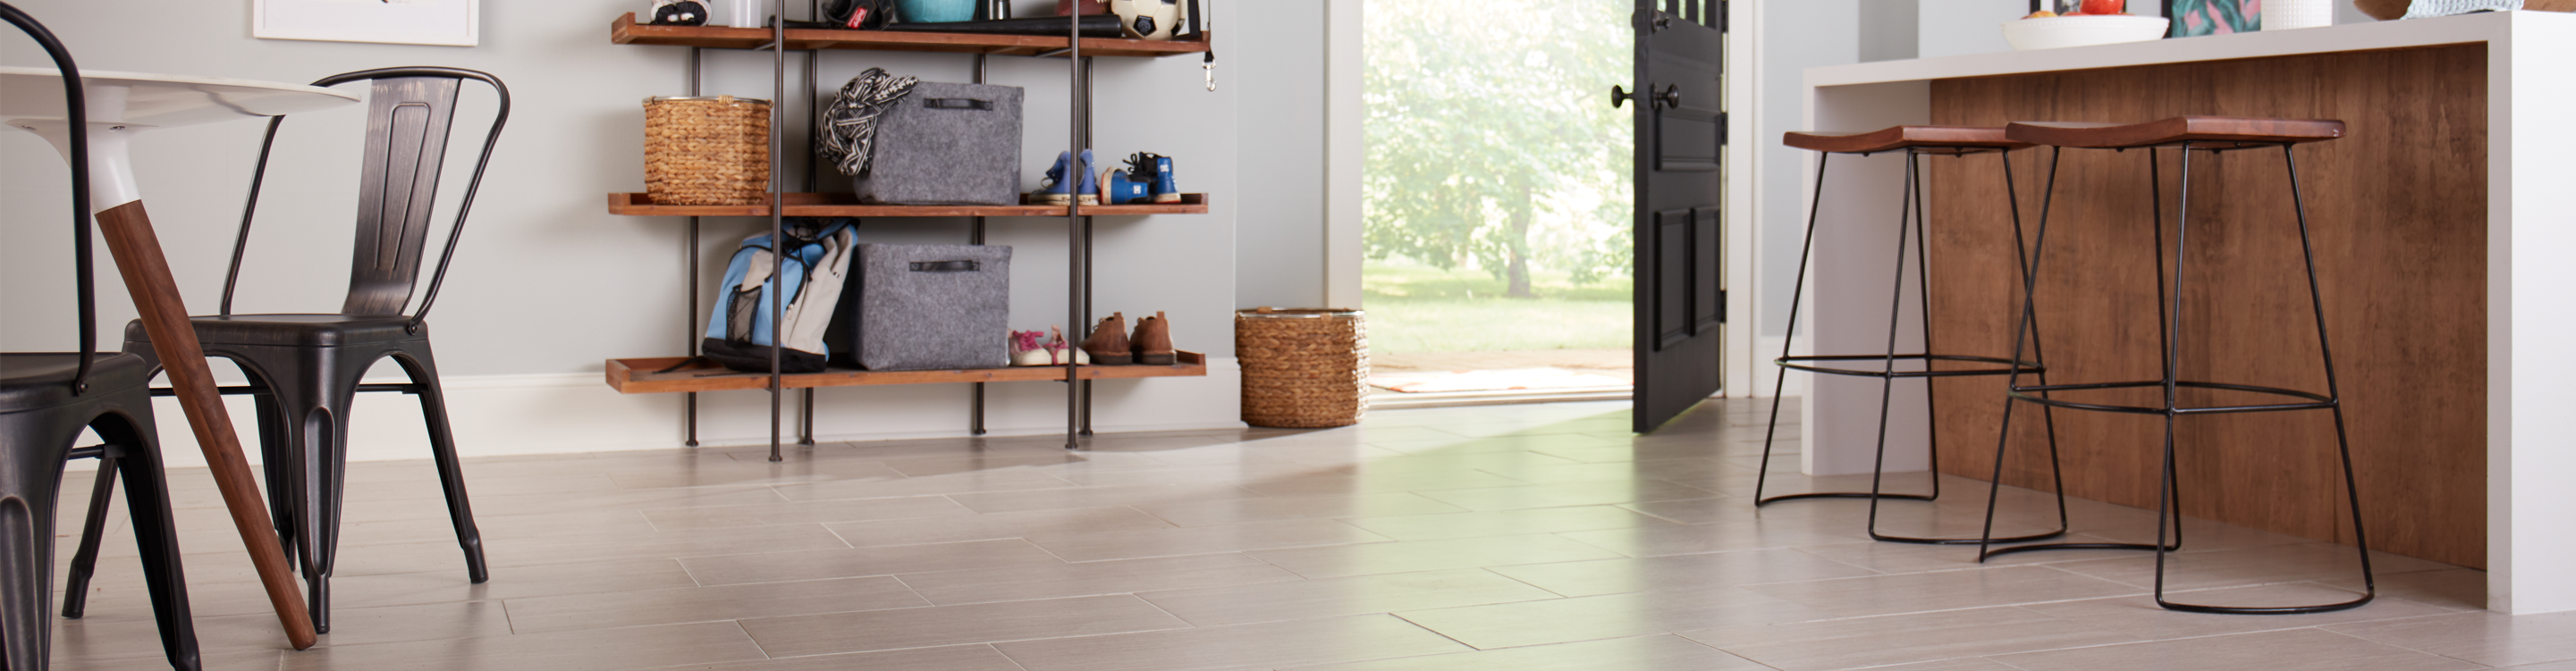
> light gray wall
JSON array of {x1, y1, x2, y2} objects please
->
[
  {"x1": 1756, "y1": 0, "x2": 1859, "y2": 339},
  {"x1": 1230, "y1": 0, "x2": 1327, "y2": 310},
  {"x1": 1, "y1": 0, "x2": 1258, "y2": 378},
  {"x1": 1859, "y1": 0, "x2": 1921, "y2": 63}
]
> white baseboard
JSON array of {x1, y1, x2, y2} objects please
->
[{"x1": 123, "y1": 357, "x2": 1249, "y2": 469}]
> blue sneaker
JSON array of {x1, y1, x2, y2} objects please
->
[
  {"x1": 1102, "y1": 167, "x2": 1152, "y2": 205},
  {"x1": 1126, "y1": 152, "x2": 1180, "y2": 203},
  {"x1": 1030, "y1": 149, "x2": 1099, "y2": 205}
]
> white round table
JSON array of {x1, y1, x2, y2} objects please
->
[{"x1": 3, "y1": 67, "x2": 356, "y2": 650}]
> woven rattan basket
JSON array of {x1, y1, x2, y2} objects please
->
[
  {"x1": 1237, "y1": 307, "x2": 1368, "y2": 428},
  {"x1": 644, "y1": 96, "x2": 771, "y2": 205}
]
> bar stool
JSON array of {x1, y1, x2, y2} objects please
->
[
  {"x1": 1755, "y1": 126, "x2": 2073, "y2": 545},
  {"x1": 1975, "y1": 116, "x2": 2375, "y2": 615}
]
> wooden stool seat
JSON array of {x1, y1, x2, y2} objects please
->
[
  {"x1": 2006, "y1": 116, "x2": 2345, "y2": 149},
  {"x1": 1783, "y1": 125, "x2": 2029, "y2": 154}
]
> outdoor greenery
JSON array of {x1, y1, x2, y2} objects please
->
[
  {"x1": 1364, "y1": 258, "x2": 1631, "y2": 355},
  {"x1": 1363, "y1": 0, "x2": 1634, "y2": 298}
]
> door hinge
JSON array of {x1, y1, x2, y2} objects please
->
[
  {"x1": 1718, "y1": 289, "x2": 1729, "y2": 323},
  {"x1": 1716, "y1": 111, "x2": 1729, "y2": 147}
]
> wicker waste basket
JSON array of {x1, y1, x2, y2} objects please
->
[
  {"x1": 1236, "y1": 307, "x2": 1368, "y2": 428},
  {"x1": 644, "y1": 96, "x2": 771, "y2": 205}
]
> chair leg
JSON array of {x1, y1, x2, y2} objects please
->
[
  {"x1": 60, "y1": 456, "x2": 119, "y2": 619},
  {"x1": 253, "y1": 390, "x2": 299, "y2": 568},
  {"x1": 1754, "y1": 154, "x2": 1832, "y2": 504},
  {"x1": 399, "y1": 350, "x2": 487, "y2": 583},
  {"x1": 96, "y1": 411, "x2": 203, "y2": 670},
  {"x1": 0, "y1": 451, "x2": 56, "y2": 670}
]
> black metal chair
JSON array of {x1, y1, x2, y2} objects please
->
[
  {"x1": 1976, "y1": 117, "x2": 2373, "y2": 615},
  {"x1": 92, "y1": 66, "x2": 510, "y2": 634},
  {"x1": 0, "y1": 4, "x2": 201, "y2": 668},
  {"x1": 1753, "y1": 126, "x2": 2073, "y2": 545}
]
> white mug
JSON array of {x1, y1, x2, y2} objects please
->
[{"x1": 723, "y1": 0, "x2": 768, "y2": 28}]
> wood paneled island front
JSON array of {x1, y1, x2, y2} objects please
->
[{"x1": 1795, "y1": 11, "x2": 2576, "y2": 614}]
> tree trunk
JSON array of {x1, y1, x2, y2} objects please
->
[{"x1": 1506, "y1": 180, "x2": 1535, "y2": 298}]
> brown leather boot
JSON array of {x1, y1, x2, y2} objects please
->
[
  {"x1": 1130, "y1": 311, "x2": 1175, "y2": 365},
  {"x1": 1082, "y1": 312, "x2": 1132, "y2": 365}
]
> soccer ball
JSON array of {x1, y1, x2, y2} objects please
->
[{"x1": 1108, "y1": 0, "x2": 1180, "y2": 40}]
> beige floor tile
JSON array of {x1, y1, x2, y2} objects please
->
[
  {"x1": 1247, "y1": 533, "x2": 1626, "y2": 579},
  {"x1": 771, "y1": 468, "x2": 1076, "y2": 501},
  {"x1": 945, "y1": 482, "x2": 1269, "y2": 514},
  {"x1": 1558, "y1": 516, "x2": 1869, "y2": 557},
  {"x1": 679, "y1": 538, "x2": 1065, "y2": 585},
  {"x1": 460, "y1": 485, "x2": 790, "y2": 515},
  {"x1": 739, "y1": 594, "x2": 1189, "y2": 658},
  {"x1": 2018, "y1": 583, "x2": 2454, "y2": 640},
  {"x1": 56, "y1": 600, "x2": 512, "y2": 658},
  {"x1": 1366, "y1": 433, "x2": 1634, "y2": 455},
  {"x1": 638, "y1": 495, "x2": 976, "y2": 530},
  {"x1": 1784, "y1": 533, "x2": 2128, "y2": 575},
  {"x1": 897, "y1": 553, "x2": 1302, "y2": 605},
  {"x1": 331, "y1": 558, "x2": 701, "y2": 610},
  {"x1": 477, "y1": 523, "x2": 852, "y2": 566},
  {"x1": 1395, "y1": 586, "x2": 1837, "y2": 650},
  {"x1": 278, "y1": 621, "x2": 767, "y2": 671},
  {"x1": 604, "y1": 458, "x2": 906, "y2": 489},
  {"x1": 1136, "y1": 568, "x2": 1561, "y2": 626},
  {"x1": 824, "y1": 506, "x2": 1175, "y2": 547},
  {"x1": 503, "y1": 575, "x2": 927, "y2": 633},
  {"x1": 1024, "y1": 518, "x2": 1393, "y2": 562},
  {"x1": 1340, "y1": 506, "x2": 1677, "y2": 541},
  {"x1": 2327, "y1": 610, "x2": 2576, "y2": 667},
  {"x1": 1485, "y1": 458, "x2": 1748, "y2": 485},
  {"x1": 1281, "y1": 634, "x2": 1763, "y2": 671},
  {"x1": 636, "y1": 643, "x2": 1026, "y2": 670},
  {"x1": 1128, "y1": 492, "x2": 1468, "y2": 526},
  {"x1": 50, "y1": 650, "x2": 283, "y2": 671},
  {"x1": 2498, "y1": 662, "x2": 2576, "y2": 671},
  {"x1": 992, "y1": 613, "x2": 1471, "y2": 671},
  {"x1": 1677, "y1": 606, "x2": 2137, "y2": 671},
  {"x1": 2048, "y1": 542, "x2": 2456, "y2": 591},
  {"x1": 1740, "y1": 566, "x2": 2142, "y2": 618},
  {"x1": 1842, "y1": 659, "x2": 2027, "y2": 671},
  {"x1": 1411, "y1": 480, "x2": 1722, "y2": 512},
  {"x1": 2318, "y1": 567, "x2": 2493, "y2": 611},
  {"x1": 1339, "y1": 452, "x2": 1590, "y2": 475},
  {"x1": 1986, "y1": 627, "x2": 2484, "y2": 671},
  {"x1": 1237, "y1": 470, "x2": 1535, "y2": 497},
  {"x1": 1485, "y1": 549, "x2": 1881, "y2": 598}
]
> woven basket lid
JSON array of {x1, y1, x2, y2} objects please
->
[
  {"x1": 644, "y1": 95, "x2": 772, "y2": 105},
  {"x1": 1237, "y1": 306, "x2": 1362, "y2": 318}
]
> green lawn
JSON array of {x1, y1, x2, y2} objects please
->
[{"x1": 1363, "y1": 260, "x2": 1631, "y2": 354}]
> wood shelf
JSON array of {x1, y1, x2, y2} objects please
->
[
  {"x1": 606, "y1": 351, "x2": 1209, "y2": 394},
  {"x1": 612, "y1": 13, "x2": 1211, "y2": 57},
  {"x1": 607, "y1": 192, "x2": 1209, "y2": 217}
]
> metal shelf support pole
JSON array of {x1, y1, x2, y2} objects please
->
[
  {"x1": 1064, "y1": 12, "x2": 1084, "y2": 450},
  {"x1": 685, "y1": 46, "x2": 704, "y2": 448},
  {"x1": 767, "y1": 0, "x2": 787, "y2": 461}
]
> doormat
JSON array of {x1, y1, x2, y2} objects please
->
[{"x1": 1369, "y1": 367, "x2": 1633, "y2": 394}]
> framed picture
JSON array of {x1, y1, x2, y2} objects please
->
[
  {"x1": 2162, "y1": 0, "x2": 2261, "y2": 36},
  {"x1": 253, "y1": 0, "x2": 480, "y2": 47}
]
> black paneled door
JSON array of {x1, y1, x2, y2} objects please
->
[{"x1": 1628, "y1": 0, "x2": 1728, "y2": 432}]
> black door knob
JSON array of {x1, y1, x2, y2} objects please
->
[
  {"x1": 1655, "y1": 85, "x2": 1682, "y2": 109},
  {"x1": 1612, "y1": 85, "x2": 1636, "y2": 108}
]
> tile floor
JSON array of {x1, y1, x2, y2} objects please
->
[{"x1": 45, "y1": 398, "x2": 2574, "y2": 670}]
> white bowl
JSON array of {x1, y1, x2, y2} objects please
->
[{"x1": 2001, "y1": 15, "x2": 2171, "y2": 51}]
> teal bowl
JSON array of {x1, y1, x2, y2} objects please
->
[{"x1": 897, "y1": 0, "x2": 976, "y2": 23}]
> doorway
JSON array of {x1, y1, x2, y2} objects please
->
[{"x1": 1359, "y1": 0, "x2": 1637, "y2": 407}]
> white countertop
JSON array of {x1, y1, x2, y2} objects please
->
[{"x1": 1807, "y1": 10, "x2": 2571, "y2": 88}]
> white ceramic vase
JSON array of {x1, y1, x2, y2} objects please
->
[{"x1": 2263, "y1": 0, "x2": 2335, "y2": 29}]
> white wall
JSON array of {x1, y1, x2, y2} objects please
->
[{"x1": 2, "y1": 0, "x2": 1303, "y2": 462}]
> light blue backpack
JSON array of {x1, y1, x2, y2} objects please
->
[{"x1": 701, "y1": 218, "x2": 857, "y2": 373}]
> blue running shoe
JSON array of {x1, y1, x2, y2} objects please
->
[
  {"x1": 1126, "y1": 152, "x2": 1179, "y2": 203},
  {"x1": 1030, "y1": 149, "x2": 1099, "y2": 205},
  {"x1": 1102, "y1": 167, "x2": 1152, "y2": 205}
]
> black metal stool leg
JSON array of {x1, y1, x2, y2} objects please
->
[
  {"x1": 59, "y1": 452, "x2": 118, "y2": 619},
  {"x1": 2149, "y1": 143, "x2": 2371, "y2": 615},
  {"x1": 1754, "y1": 155, "x2": 1837, "y2": 504}
]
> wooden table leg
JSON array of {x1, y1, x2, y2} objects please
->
[{"x1": 94, "y1": 200, "x2": 318, "y2": 650}]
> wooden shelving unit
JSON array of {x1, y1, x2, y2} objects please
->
[
  {"x1": 612, "y1": 13, "x2": 1210, "y2": 58},
  {"x1": 605, "y1": 8, "x2": 1212, "y2": 453},
  {"x1": 606, "y1": 192, "x2": 1210, "y2": 218},
  {"x1": 608, "y1": 352, "x2": 1208, "y2": 394}
]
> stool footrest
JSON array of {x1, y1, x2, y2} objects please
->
[
  {"x1": 2008, "y1": 380, "x2": 2334, "y2": 415},
  {"x1": 1777, "y1": 354, "x2": 2040, "y2": 379},
  {"x1": 1758, "y1": 491, "x2": 2067, "y2": 545}
]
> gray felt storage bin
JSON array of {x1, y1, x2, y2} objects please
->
[
  {"x1": 841, "y1": 244, "x2": 1012, "y2": 371},
  {"x1": 854, "y1": 82, "x2": 1024, "y2": 205}
]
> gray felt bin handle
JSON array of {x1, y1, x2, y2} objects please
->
[
  {"x1": 923, "y1": 98, "x2": 993, "y2": 110},
  {"x1": 910, "y1": 260, "x2": 981, "y2": 272}
]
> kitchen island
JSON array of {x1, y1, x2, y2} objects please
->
[{"x1": 1795, "y1": 10, "x2": 2574, "y2": 614}]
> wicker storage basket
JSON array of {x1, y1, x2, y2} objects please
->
[
  {"x1": 644, "y1": 96, "x2": 771, "y2": 205},
  {"x1": 1236, "y1": 307, "x2": 1368, "y2": 428}
]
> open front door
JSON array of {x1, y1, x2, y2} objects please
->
[{"x1": 1630, "y1": 0, "x2": 1729, "y2": 432}]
